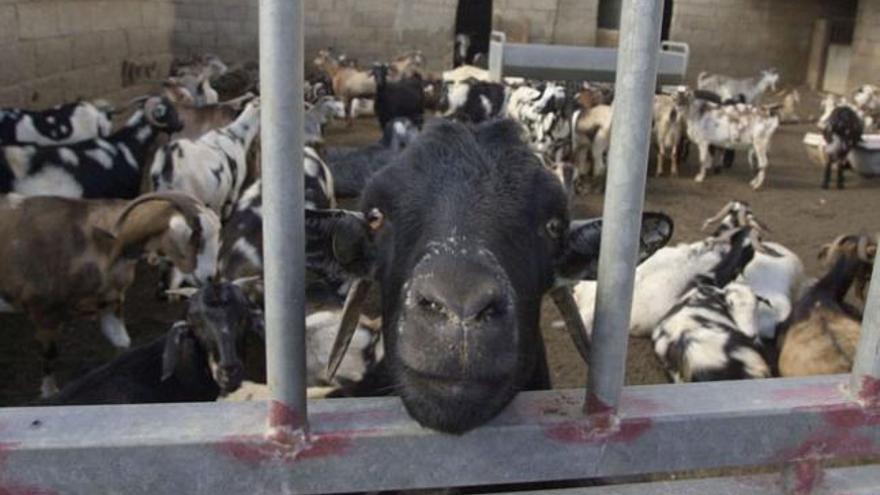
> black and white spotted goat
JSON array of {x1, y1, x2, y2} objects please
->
[
  {"x1": 821, "y1": 104, "x2": 864, "y2": 190},
  {"x1": 219, "y1": 146, "x2": 336, "y2": 304},
  {"x1": 150, "y1": 98, "x2": 261, "y2": 220},
  {"x1": 652, "y1": 228, "x2": 772, "y2": 383},
  {"x1": 440, "y1": 79, "x2": 508, "y2": 123},
  {"x1": 0, "y1": 100, "x2": 114, "y2": 146},
  {"x1": 0, "y1": 97, "x2": 182, "y2": 199},
  {"x1": 507, "y1": 82, "x2": 570, "y2": 153}
]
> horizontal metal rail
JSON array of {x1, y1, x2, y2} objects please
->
[{"x1": 2, "y1": 375, "x2": 879, "y2": 494}]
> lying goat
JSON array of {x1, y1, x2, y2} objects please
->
[
  {"x1": 821, "y1": 105, "x2": 864, "y2": 190},
  {"x1": 441, "y1": 79, "x2": 508, "y2": 123},
  {"x1": 778, "y1": 235, "x2": 876, "y2": 377},
  {"x1": 0, "y1": 192, "x2": 221, "y2": 397},
  {"x1": 653, "y1": 228, "x2": 772, "y2": 382},
  {"x1": 697, "y1": 68, "x2": 779, "y2": 104},
  {"x1": 0, "y1": 100, "x2": 113, "y2": 146},
  {"x1": 1, "y1": 97, "x2": 182, "y2": 199},
  {"x1": 42, "y1": 280, "x2": 262, "y2": 405},
  {"x1": 852, "y1": 84, "x2": 880, "y2": 131},
  {"x1": 685, "y1": 91, "x2": 779, "y2": 189},
  {"x1": 702, "y1": 201, "x2": 806, "y2": 341},
  {"x1": 151, "y1": 98, "x2": 260, "y2": 219}
]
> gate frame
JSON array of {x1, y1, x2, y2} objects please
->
[{"x1": 0, "y1": 1, "x2": 878, "y2": 494}]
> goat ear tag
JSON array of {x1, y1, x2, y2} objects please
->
[
  {"x1": 327, "y1": 279, "x2": 372, "y2": 379},
  {"x1": 161, "y1": 322, "x2": 189, "y2": 381}
]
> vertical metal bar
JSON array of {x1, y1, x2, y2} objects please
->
[
  {"x1": 586, "y1": 0, "x2": 663, "y2": 415},
  {"x1": 259, "y1": 0, "x2": 308, "y2": 441},
  {"x1": 850, "y1": 233, "x2": 880, "y2": 404}
]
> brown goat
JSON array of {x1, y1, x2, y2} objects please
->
[
  {"x1": 778, "y1": 235, "x2": 876, "y2": 377},
  {"x1": 313, "y1": 49, "x2": 376, "y2": 124},
  {"x1": 0, "y1": 192, "x2": 221, "y2": 397}
]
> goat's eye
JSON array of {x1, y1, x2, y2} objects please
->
[
  {"x1": 546, "y1": 218, "x2": 564, "y2": 239},
  {"x1": 154, "y1": 106, "x2": 167, "y2": 118},
  {"x1": 367, "y1": 208, "x2": 384, "y2": 231}
]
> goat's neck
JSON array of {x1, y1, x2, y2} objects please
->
[
  {"x1": 226, "y1": 108, "x2": 260, "y2": 148},
  {"x1": 817, "y1": 255, "x2": 864, "y2": 302},
  {"x1": 113, "y1": 111, "x2": 162, "y2": 164}
]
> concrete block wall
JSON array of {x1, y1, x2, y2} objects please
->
[
  {"x1": 0, "y1": 0, "x2": 177, "y2": 108},
  {"x1": 848, "y1": 0, "x2": 880, "y2": 91},
  {"x1": 669, "y1": 0, "x2": 857, "y2": 86},
  {"x1": 171, "y1": 0, "x2": 459, "y2": 73}
]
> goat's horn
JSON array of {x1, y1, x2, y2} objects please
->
[
  {"x1": 114, "y1": 192, "x2": 203, "y2": 233},
  {"x1": 702, "y1": 202, "x2": 734, "y2": 232},
  {"x1": 327, "y1": 279, "x2": 373, "y2": 379},
  {"x1": 549, "y1": 287, "x2": 590, "y2": 364}
]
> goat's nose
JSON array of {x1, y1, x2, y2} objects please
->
[{"x1": 410, "y1": 256, "x2": 509, "y2": 323}]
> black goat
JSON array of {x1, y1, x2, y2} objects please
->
[
  {"x1": 322, "y1": 117, "x2": 420, "y2": 198},
  {"x1": 371, "y1": 64, "x2": 425, "y2": 130},
  {"x1": 41, "y1": 282, "x2": 262, "y2": 405},
  {"x1": 822, "y1": 106, "x2": 864, "y2": 190},
  {"x1": 0, "y1": 97, "x2": 182, "y2": 199}
]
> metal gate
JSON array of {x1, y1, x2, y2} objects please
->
[{"x1": 1, "y1": 1, "x2": 879, "y2": 494}]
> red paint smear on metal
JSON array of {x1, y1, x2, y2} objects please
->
[
  {"x1": 218, "y1": 429, "x2": 379, "y2": 466},
  {"x1": 0, "y1": 443, "x2": 57, "y2": 495},
  {"x1": 268, "y1": 400, "x2": 304, "y2": 429},
  {"x1": 584, "y1": 393, "x2": 614, "y2": 416},
  {"x1": 858, "y1": 375, "x2": 880, "y2": 408},
  {"x1": 790, "y1": 460, "x2": 823, "y2": 495},
  {"x1": 546, "y1": 417, "x2": 652, "y2": 445},
  {"x1": 770, "y1": 382, "x2": 842, "y2": 403},
  {"x1": 776, "y1": 402, "x2": 880, "y2": 463}
]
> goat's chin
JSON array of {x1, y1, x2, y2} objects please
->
[{"x1": 397, "y1": 366, "x2": 518, "y2": 434}]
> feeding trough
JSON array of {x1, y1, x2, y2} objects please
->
[{"x1": 804, "y1": 132, "x2": 880, "y2": 177}]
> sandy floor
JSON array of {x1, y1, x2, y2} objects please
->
[{"x1": 1, "y1": 110, "x2": 879, "y2": 405}]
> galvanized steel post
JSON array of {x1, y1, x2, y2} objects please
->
[
  {"x1": 259, "y1": 0, "x2": 308, "y2": 440},
  {"x1": 587, "y1": 0, "x2": 663, "y2": 414},
  {"x1": 850, "y1": 233, "x2": 880, "y2": 403}
]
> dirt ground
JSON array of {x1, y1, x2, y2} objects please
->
[{"x1": 1, "y1": 107, "x2": 879, "y2": 406}]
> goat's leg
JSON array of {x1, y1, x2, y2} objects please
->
[
  {"x1": 694, "y1": 142, "x2": 711, "y2": 182},
  {"x1": 749, "y1": 145, "x2": 769, "y2": 190},
  {"x1": 822, "y1": 159, "x2": 833, "y2": 190},
  {"x1": 671, "y1": 141, "x2": 680, "y2": 177},
  {"x1": 344, "y1": 96, "x2": 354, "y2": 128},
  {"x1": 656, "y1": 147, "x2": 665, "y2": 177},
  {"x1": 100, "y1": 305, "x2": 131, "y2": 349},
  {"x1": 34, "y1": 321, "x2": 61, "y2": 398},
  {"x1": 837, "y1": 159, "x2": 846, "y2": 189}
]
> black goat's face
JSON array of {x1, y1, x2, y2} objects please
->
[
  {"x1": 183, "y1": 282, "x2": 259, "y2": 393},
  {"x1": 309, "y1": 120, "x2": 673, "y2": 433}
]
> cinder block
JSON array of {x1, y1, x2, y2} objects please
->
[
  {"x1": 34, "y1": 37, "x2": 72, "y2": 78},
  {"x1": 101, "y1": 29, "x2": 130, "y2": 63},
  {"x1": 58, "y1": 1, "x2": 97, "y2": 36},
  {"x1": 18, "y1": 2, "x2": 61, "y2": 39},
  {"x1": 0, "y1": 5, "x2": 16, "y2": 42},
  {"x1": 71, "y1": 33, "x2": 104, "y2": 69}
]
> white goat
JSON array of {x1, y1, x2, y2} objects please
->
[
  {"x1": 702, "y1": 201, "x2": 806, "y2": 340},
  {"x1": 697, "y1": 68, "x2": 779, "y2": 104},
  {"x1": 653, "y1": 89, "x2": 689, "y2": 177},
  {"x1": 652, "y1": 228, "x2": 772, "y2": 383},
  {"x1": 685, "y1": 92, "x2": 779, "y2": 190},
  {"x1": 571, "y1": 104, "x2": 612, "y2": 190}
]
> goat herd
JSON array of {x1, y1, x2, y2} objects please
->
[{"x1": 0, "y1": 49, "x2": 876, "y2": 434}]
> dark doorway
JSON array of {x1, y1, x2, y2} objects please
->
[
  {"x1": 454, "y1": 0, "x2": 493, "y2": 67},
  {"x1": 661, "y1": 0, "x2": 674, "y2": 40}
]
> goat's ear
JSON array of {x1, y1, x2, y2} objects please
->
[
  {"x1": 306, "y1": 208, "x2": 375, "y2": 278},
  {"x1": 161, "y1": 322, "x2": 190, "y2": 381},
  {"x1": 92, "y1": 227, "x2": 116, "y2": 252},
  {"x1": 555, "y1": 212, "x2": 674, "y2": 283}
]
